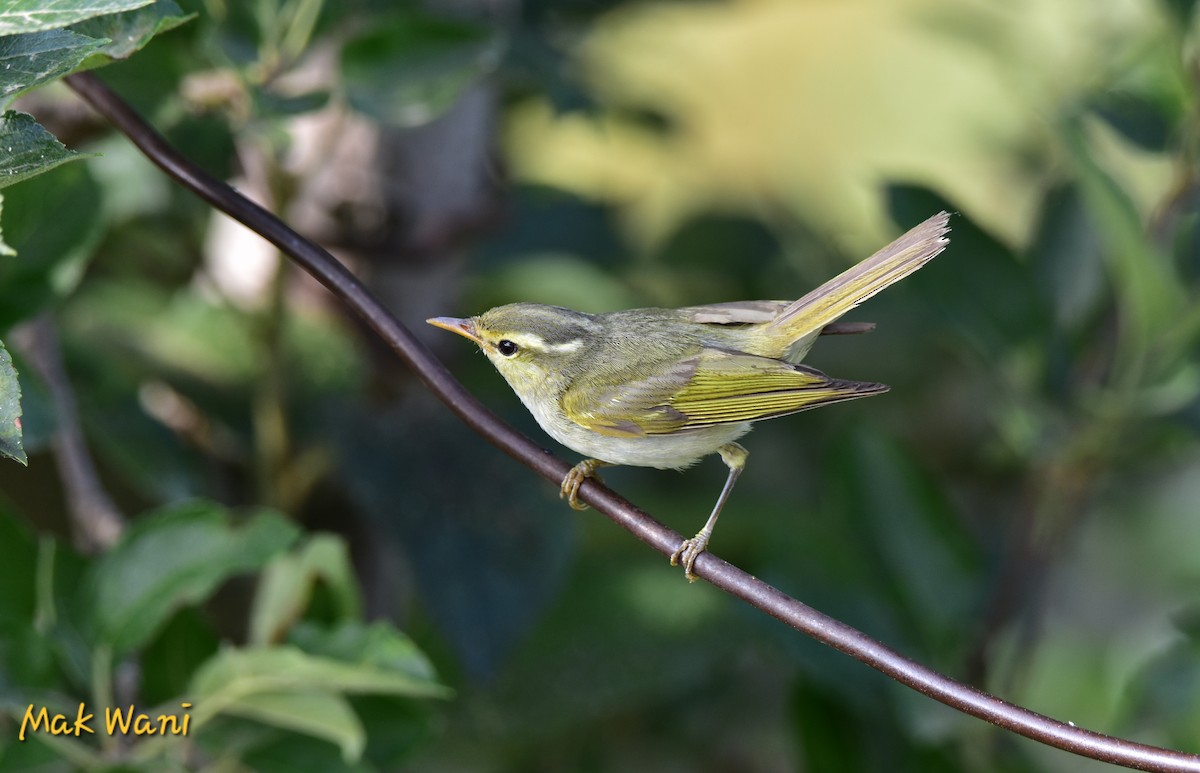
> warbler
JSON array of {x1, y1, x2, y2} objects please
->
[{"x1": 429, "y1": 211, "x2": 950, "y2": 580}]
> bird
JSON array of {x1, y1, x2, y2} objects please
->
[{"x1": 428, "y1": 211, "x2": 950, "y2": 580}]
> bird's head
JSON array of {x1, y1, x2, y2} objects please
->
[{"x1": 427, "y1": 303, "x2": 599, "y2": 395}]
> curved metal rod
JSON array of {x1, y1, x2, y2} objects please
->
[{"x1": 64, "y1": 71, "x2": 1200, "y2": 773}]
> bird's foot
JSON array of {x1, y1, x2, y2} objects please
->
[
  {"x1": 670, "y1": 529, "x2": 712, "y2": 582},
  {"x1": 560, "y1": 459, "x2": 606, "y2": 511}
]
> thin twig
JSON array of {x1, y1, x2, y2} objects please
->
[
  {"x1": 12, "y1": 313, "x2": 124, "y2": 552},
  {"x1": 64, "y1": 71, "x2": 1200, "y2": 773}
]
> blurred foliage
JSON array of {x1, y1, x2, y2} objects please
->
[
  {"x1": 2, "y1": 0, "x2": 1200, "y2": 771},
  {"x1": 0, "y1": 340, "x2": 21, "y2": 464}
]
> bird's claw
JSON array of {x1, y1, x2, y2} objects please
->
[
  {"x1": 670, "y1": 530, "x2": 711, "y2": 582},
  {"x1": 560, "y1": 460, "x2": 604, "y2": 511}
]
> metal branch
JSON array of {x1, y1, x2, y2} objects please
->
[{"x1": 64, "y1": 71, "x2": 1200, "y2": 773}]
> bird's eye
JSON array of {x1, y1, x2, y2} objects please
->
[{"x1": 497, "y1": 339, "x2": 519, "y2": 357}]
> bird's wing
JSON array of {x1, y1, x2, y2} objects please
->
[
  {"x1": 681, "y1": 301, "x2": 790, "y2": 324},
  {"x1": 561, "y1": 348, "x2": 888, "y2": 437},
  {"x1": 681, "y1": 301, "x2": 875, "y2": 336}
]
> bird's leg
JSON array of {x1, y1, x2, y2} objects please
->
[
  {"x1": 560, "y1": 458, "x2": 610, "y2": 511},
  {"x1": 671, "y1": 442, "x2": 748, "y2": 582}
]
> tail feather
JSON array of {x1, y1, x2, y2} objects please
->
[{"x1": 768, "y1": 211, "x2": 950, "y2": 341}]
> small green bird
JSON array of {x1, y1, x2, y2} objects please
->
[{"x1": 429, "y1": 211, "x2": 950, "y2": 580}]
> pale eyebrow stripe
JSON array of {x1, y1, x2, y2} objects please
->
[
  {"x1": 545, "y1": 339, "x2": 583, "y2": 354},
  {"x1": 499, "y1": 332, "x2": 583, "y2": 354},
  {"x1": 505, "y1": 332, "x2": 545, "y2": 348}
]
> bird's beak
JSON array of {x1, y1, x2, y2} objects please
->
[{"x1": 426, "y1": 316, "x2": 482, "y2": 344}]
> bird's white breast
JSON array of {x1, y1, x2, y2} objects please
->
[{"x1": 513, "y1": 388, "x2": 750, "y2": 469}]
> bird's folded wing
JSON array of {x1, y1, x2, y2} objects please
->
[
  {"x1": 562, "y1": 348, "x2": 887, "y2": 437},
  {"x1": 681, "y1": 301, "x2": 790, "y2": 324},
  {"x1": 680, "y1": 301, "x2": 875, "y2": 336}
]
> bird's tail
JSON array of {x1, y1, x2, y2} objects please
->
[{"x1": 752, "y1": 211, "x2": 950, "y2": 361}]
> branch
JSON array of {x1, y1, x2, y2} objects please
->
[
  {"x1": 64, "y1": 71, "x2": 1200, "y2": 773},
  {"x1": 11, "y1": 313, "x2": 124, "y2": 552}
]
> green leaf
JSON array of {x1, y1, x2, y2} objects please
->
[
  {"x1": 0, "y1": 0, "x2": 156, "y2": 35},
  {"x1": 88, "y1": 502, "x2": 300, "y2": 654},
  {"x1": 0, "y1": 193, "x2": 12, "y2": 256},
  {"x1": 0, "y1": 339, "x2": 24, "y2": 465},
  {"x1": 289, "y1": 621, "x2": 440, "y2": 686},
  {"x1": 216, "y1": 689, "x2": 365, "y2": 763},
  {"x1": 190, "y1": 646, "x2": 450, "y2": 705},
  {"x1": 139, "y1": 607, "x2": 220, "y2": 706},
  {"x1": 0, "y1": 161, "x2": 102, "y2": 329},
  {"x1": 238, "y1": 733, "x2": 378, "y2": 773},
  {"x1": 188, "y1": 645, "x2": 450, "y2": 760},
  {"x1": 62, "y1": 280, "x2": 260, "y2": 383},
  {"x1": 340, "y1": 12, "x2": 504, "y2": 127},
  {"x1": 70, "y1": 0, "x2": 194, "y2": 64},
  {"x1": 0, "y1": 29, "x2": 107, "y2": 110},
  {"x1": 249, "y1": 534, "x2": 362, "y2": 646},
  {"x1": 0, "y1": 719, "x2": 106, "y2": 769},
  {"x1": 1063, "y1": 117, "x2": 1186, "y2": 369},
  {"x1": 0, "y1": 111, "x2": 95, "y2": 191},
  {"x1": 32, "y1": 538, "x2": 94, "y2": 690}
]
